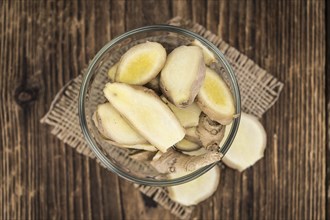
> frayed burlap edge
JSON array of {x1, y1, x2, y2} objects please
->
[{"x1": 41, "y1": 17, "x2": 283, "y2": 220}]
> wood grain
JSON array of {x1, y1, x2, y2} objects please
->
[
  {"x1": 326, "y1": 0, "x2": 330, "y2": 219},
  {"x1": 0, "y1": 0, "x2": 327, "y2": 219}
]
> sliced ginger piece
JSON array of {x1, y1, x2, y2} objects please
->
[
  {"x1": 160, "y1": 46, "x2": 206, "y2": 108},
  {"x1": 92, "y1": 103, "x2": 147, "y2": 145},
  {"x1": 104, "y1": 139, "x2": 157, "y2": 151},
  {"x1": 197, "y1": 113, "x2": 225, "y2": 151},
  {"x1": 115, "y1": 42, "x2": 166, "y2": 85},
  {"x1": 150, "y1": 148, "x2": 221, "y2": 174},
  {"x1": 161, "y1": 96, "x2": 202, "y2": 127},
  {"x1": 184, "y1": 114, "x2": 225, "y2": 151},
  {"x1": 185, "y1": 126, "x2": 201, "y2": 144},
  {"x1": 220, "y1": 113, "x2": 267, "y2": 172},
  {"x1": 108, "y1": 62, "x2": 119, "y2": 82},
  {"x1": 197, "y1": 67, "x2": 235, "y2": 125},
  {"x1": 104, "y1": 83, "x2": 185, "y2": 152},
  {"x1": 152, "y1": 151, "x2": 163, "y2": 161},
  {"x1": 175, "y1": 138, "x2": 201, "y2": 152},
  {"x1": 145, "y1": 76, "x2": 161, "y2": 95},
  {"x1": 167, "y1": 166, "x2": 220, "y2": 206},
  {"x1": 191, "y1": 39, "x2": 217, "y2": 65}
]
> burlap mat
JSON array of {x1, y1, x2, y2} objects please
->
[{"x1": 41, "y1": 17, "x2": 283, "y2": 219}]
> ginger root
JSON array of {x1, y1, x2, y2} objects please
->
[
  {"x1": 130, "y1": 150, "x2": 157, "y2": 161},
  {"x1": 197, "y1": 67, "x2": 235, "y2": 125},
  {"x1": 145, "y1": 76, "x2": 162, "y2": 95},
  {"x1": 160, "y1": 46, "x2": 205, "y2": 108},
  {"x1": 104, "y1": 139, "x2": 158, "y2": 151},
  {"x1": 185, "y1": 126, "x2": 201, "y2": 144},
  {"x1": 161, "y1": 96, "x2": 202, "y2": 128},
  {"x1": 221, "y1": 113, "x2": 266, "y2": 172},
  {"x1": 197, "y1": 113, "x2": 225, "y2": 151},
  {"x1": 115, "y1": 41, "x2": 166, "y2": 85},
  {"x1": 92, "y1": 41, "x2": 239, "y2": 181},
  {"x1": 150, "y1": 148, "x2": 221, "y2": 174},
  {"x1": 167, "y1": 166, "x2": 220, "y2": 206},
  {"x1": 104, "y1": 83, "x2": 185, "y2": 152},
  {"x1": 152, "y1": 151, "x2": 163, "y2": 161},
  {"x1": 191, "y1": 39, "x2": 217, "y2": 65},
  {"x1": 175, "y1": 138, "x2": 201, "y2": 152},
  {"x1": 92, "y1": 103, "x2": 147, "y2": 145}
]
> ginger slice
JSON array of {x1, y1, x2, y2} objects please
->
[
  {"x1": 104, "y1": 139, "x2": 157, "y2": 151},
  {"x1": 145, "y1": 76, "x2": 161, "y2": 95},
  {"x1": 220, "y1": 113, "x2": 266, "y2": 172},
  {"x1": 152, "y1": 151, "x2": 163, "y2": 161},
  {"x1": 160, "y1": 46, "x2": 206, "y2": 108},
  {"x1": 115, "y1": 42, "x2": 166, "y2": 85},
  {"x1": 167, "y1": 166, "x2": 220, "y2": 206},
  {"x1": 104, "y1": 83, "x2": 185, "y2": 152},
  {"x1": 92, "y1": 103, "x2": 147, "y2": 145},
  {"x1": 197, "y1": 113, "x2": 225, "y2": 151},
  {"x1": 175, "y1": 138, "x2": 201, "y2": 152},
  {"x1": 185, "y1": 126, "x2": 200, "y2": 144},
  {"x1": 108, "y1": 62, "x2": 119, "y2": 82},
  {"x1": 161, "y1": 96, "x2": 202, "y2": 128},
  {"x1": 197, "y1": 67, "x2": 235, "y2": 125},
  {"x1": 150, "y1": 148, "x2": 221, "y2": 174},
  {"x1": 191, "y1": 39, "x2": 217, "y2": 65}
]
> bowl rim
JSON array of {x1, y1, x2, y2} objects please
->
[{"x1": 78, "y1": 24, "x2": 241, "y2": 186}]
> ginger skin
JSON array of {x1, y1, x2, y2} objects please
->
[{"x1": 150, "y1": 148, "x2": 222, "y2": 174}]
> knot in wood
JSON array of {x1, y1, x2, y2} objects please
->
[{"x1": 15, "y1": 86, "x2": 39, "y2": 106}]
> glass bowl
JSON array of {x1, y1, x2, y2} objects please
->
[{"x1": 78, "y1": 25, "x2": 241, "y2": 186}]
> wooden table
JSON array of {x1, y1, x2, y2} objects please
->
[{"x1": 1, "y1": 0, "x2": 327, "y2": 219}]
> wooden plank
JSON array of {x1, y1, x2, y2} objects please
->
[
  {"x1": 244, "y1": 0, "x2": 326, "y2": 220},
  {"x1": 118, "y1": 179, "x2": 178, "y2": 220},
  {"x1": 203, "y1": 0, "x2": 326, "y2": 219},
  {"x1": 326, "y1": 0, "x2": 330, "y2": 218},
  {"x1": 0, "y1": 1, "x2": 123, "y2": 219},
  {"x1": 206, "y1": 0, "x2": 219, "y2": 34},
  {"x1": 0, "y1": 0, "x2": 327, "y2": 219},
  {"x1": 191, "y1": 0, "x2": 206, "y2": 26},
  {"x1": 125, "y1": 0, "x2": 171, "y2": 30},
  {"x1": 171, "y1": 0, "x2": 192, "y2": 20}
]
